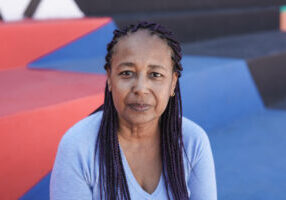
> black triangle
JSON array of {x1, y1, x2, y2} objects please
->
[{"x1": 23, "y1": 0, "x2": 42, "y2": 18}]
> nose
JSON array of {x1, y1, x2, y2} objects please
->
[{"x1": 132, "y1": 73, "x2": 149, "y2": 96}]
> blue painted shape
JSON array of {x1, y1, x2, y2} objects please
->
[
  {"x1": 28, "y1": 21, "x2": 117, "y2": 74},
  {"x1": 19, "y1": 172, "x2": 51, "y2": 200},
  {"x1": 180, "y1": 55, "x2": 264, "y2": 131},
  {"x1": 208, "y1": 108, "x2": 286, "y2": 200}
]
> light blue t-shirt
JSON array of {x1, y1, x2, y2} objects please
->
[{"x1": 50, "y1": 111, "x2": 217, "y2": 200}]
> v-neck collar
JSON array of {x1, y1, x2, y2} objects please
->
[{"x1": 119, "y1": 145, "x2": 164, "y2": 199}]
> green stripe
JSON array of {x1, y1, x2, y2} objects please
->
[{"x1": 281, "y1": 5, "x2": 286, "y2": 12}]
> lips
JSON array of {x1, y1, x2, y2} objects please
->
[{"x1": 128, "y1": 103, "x2": 151, "y2": 112}]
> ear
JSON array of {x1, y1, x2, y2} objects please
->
[
  {"x1": 107, "y1": 68, "x2": 112, "y2": 92},
  {"x1": 171, "y1": 72, "x2": 178, "y2": 95}
]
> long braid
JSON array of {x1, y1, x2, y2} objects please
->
[{"x1": 94, "y1": 22, "x2": 188, "y2": 200}]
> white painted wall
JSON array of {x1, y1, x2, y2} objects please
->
[
  {"x1": 0, "y1": 0, "x2": 30, "y2": 21},
  {"x1": 0, "y1": 0, "x2": 83, "y2": 21}
]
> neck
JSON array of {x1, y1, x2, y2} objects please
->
[{"x1": 117, "y1": 116, "x2": 160, "y2": 144}]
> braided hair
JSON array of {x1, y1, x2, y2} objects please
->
[{"x1": 93, "y1": 22, "x2": 189, "y2": 200}]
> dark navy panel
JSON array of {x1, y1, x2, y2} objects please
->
[
  {"x1": 114, "y1": 7, "x2": 279, "y2": 43},
  {"x1": 75, "y1": 0, "x2": 285, "y2": 15}
]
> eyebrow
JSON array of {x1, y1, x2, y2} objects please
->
[
  {"x1": 117, "y1": 62, "x2": 166, "y2": 71},
  {"x1": 149, "y1": 64, "x2": 167, "y2": 71},
  {"x1": 117, "y1": 62, "x2": 135, "y2": 69}
]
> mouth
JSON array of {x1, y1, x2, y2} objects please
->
[{"x1": 128, "y1": 103, "x2": 151, "y2": 112}]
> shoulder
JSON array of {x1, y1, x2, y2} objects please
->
[
  {"x1": 62, "y1": 110, "x2": 103, "y2": 142},
  {"x1": 51, "y1": 111, "x2": 103, "y2": 188},
  {"x1": 57, "y1": 111, "x2": 103, "y2": 155},
  {"x1": 181, "y1": 116, "x2": 211, "y2": 166},
  {"x1": 181, "y1": 117, "x2": 217, "y2": 199},
  {"x1": 182, "y1": 116, "x2": 209, "y2": 148}
]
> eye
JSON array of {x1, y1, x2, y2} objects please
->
[
  {"x1": 150, "y1": 72, "x2": 163, "y2": 78},
  {"x1": 119, "y1": 71, "x2": 133, "y2": 78}
]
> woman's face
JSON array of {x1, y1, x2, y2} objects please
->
[{"x1": 107, "y1": 30, "x2": 178, "y2": 126}]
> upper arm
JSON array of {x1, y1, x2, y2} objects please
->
[
  {"x1": 188, "y1": 132, "x2": 217, "y2": 200},
  {"x1": 50, "y1": 134, "x2": 93, "y2": 200}
]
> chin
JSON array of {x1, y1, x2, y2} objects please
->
[{"x1": 122, "y1": 111, "x2": 158, "y2": 126}]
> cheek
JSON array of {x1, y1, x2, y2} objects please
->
[
  {"x1": 152, "y1": 81, "x2": 172, "y2": 110},
  {"x1": 111, "y1": 80, "x2": 130, "y2": 110}
]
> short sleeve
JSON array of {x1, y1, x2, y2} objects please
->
[
  {"x1": 188, "y1": 129, "x2": 217, "y2": 200},
  {"x1": 50, "y1": 131, "x2": 93, "y2": 200}
]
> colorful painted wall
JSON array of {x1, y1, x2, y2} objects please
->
[{"x1": 0, "y1": 3, "x2": 286, "y2": 199}]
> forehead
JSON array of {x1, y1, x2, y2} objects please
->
[
  {"x1": 115, "y1": 30, "x2": 169, "y2": 49},
  {"x1": 111, "y1": 30, "x2": 173, "y2": 66}
]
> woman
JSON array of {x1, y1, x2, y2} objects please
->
[{"x1": 50, "y1": 22, "x2": 217, "y2": 200}]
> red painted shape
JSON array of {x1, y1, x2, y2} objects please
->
[
  {"x1": 0, "y1": 18, "x2": 111, "y2": 70},
  {"x1": 0, "y1": 68, "x2": 106, "y2": 117},
  {"x1": 0, "y1": 68, "x2": 106, "y2": 199}
]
